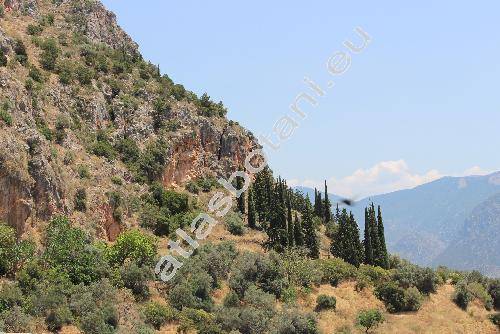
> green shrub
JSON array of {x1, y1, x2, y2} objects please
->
[
  {"x1": 44, "y1": 217, "x2": 107, "y2": 284},
  {"x1": 358, "y1": 265, "x2": 390, "y2": 285},
  {"x1": 111, "y1": 175, "x2": 123, "y2": 185},
  {"x1": 116, "y1": 137, "x2": 140, "y2": 164},
  {"x1": 0, "y1": 108, "x2": 12, "y2": 126},
  {"x1": 355, "y1": 276, "x2": 370, "y2": 292},
  {"x1": 319, "y1": 258, "x2": 357, "y2": 287},
  {"x1": 270, "y1": 308, "x2": 319, "y2": 334},
  {"x1": 374, "y1": 282, "x2": 407, "y2": 313},
  {"x1": 453, "y1": 281, "x2": 473, "y2": 310},
  {"x1": 0, "y1": 5, "x2": 4, "y2": 18},
  {"x1": 14, "y1": 39, "x2": 28, "y2": 65},
  {"x1": 91, "y1": 130, "x2": 117, "y2": 160},
  {"x1": 27, "y1": 23, "x2": 43, "y2": 35},
  {"x1": 0, "y1": 223, "x2": 34, "y2": 276},
  {"x1": 468, "y1": 282, "x2": 493, "y2": 310},
  {"x1": 315, "y1": 295, "x2": 336, "y2": 311},
  {"x1": 151, "y1": 185, "x2": 190, "y2": 215},
  {"x1": 225, "y1": 212, "x2": 245, "y2": 236},
  {"x1": 107, "y1": 229, "x2": 157, "y2": 266},
  {"x1": 488, "y1": 280, "x2": 500, "y2": 310},
  {"x1": 392, "y1": 264, "x2": 439, "y2": 295},
  {"x1": 356, "y1": 309, "x2": 384, "y2": 333},
  {"x1": 186, "y1": 180, "x2": 201, "y2": 194},
  {"x1": 78, "y1": 164, "x2": 90, "y2": 178},
  {"x1": 40, "y1": 38, "x2": 59, "y2": 71},
  {"x1": 0, "y1": 305, "x2": 33, "y2": 332},
  {"x1": 0, "y1": 283, "x2": 24, "y2": 313},
  {"x1": 489, "y1": 313, "x2": 500, "y2": 328},
  {"x1": 403, "y1": 287, "x2": 423, "y2": 311},
  {"x1": 75, "y1": 64, "x2": 94, "y2": 85},
  {"x1": 120, "y1": 262, "x2": 152, "y2": 300},
  {"x1": 74, "y1": 188, "x2": 87, "y2": 212},
  {"x1": 143, "y1": 301, "x2": 176, "y2": 330},
  {"x1": 57, "y1": 59, "x2": 75, "y2": 84},
  {"x1": 45, "y1": 306, "x2": 72, "y2": 332},
  {"x1": 0, "y1": 49, "x2": 7, "y2": 66},
  {"x1": 169, "y1": 269, "x2": 214, "y2": 312},
  {"x1": 279, "y1": 248, "x2": 321, "y2": 288},
  {"x1": 54, "y1": 115, "x2": 70, "y2": 144}
]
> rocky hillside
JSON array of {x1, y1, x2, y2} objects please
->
[{"x1": 0, "y1": 0, "x2": 258, "y2": 241}]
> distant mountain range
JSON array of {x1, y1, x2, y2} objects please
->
[{"x1": 295, "y1": 172, "x2": 500, "y2": 277}]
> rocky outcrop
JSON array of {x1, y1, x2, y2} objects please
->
[{"x1": 65, "y1": 0, "x2": 139, "y2": 57}]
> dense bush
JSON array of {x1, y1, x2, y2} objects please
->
[
  {"x1": 0, "y1": 283, "x2": 24, "y2": 313},
  {"x1": 168, "y1": 269, "x2": 214, "y2": 311},
  {"x1": 358, "y1": 265, "x2": 390, "y2": 285},
  {"x1": 392, "y1": 264, "x2": 439, "y2": 295},
  {"x1": 229, "y1": 251, "x2": 285, "y2": 298},
  {"x1": 92, "y1": 130, "x2": 117, "y2": 160},
  {"x1": 0, "y1": 305, "x2": 33, "y2": 332},
  {"x1": 319, "y1": 258, "x2": 357, "y2": 287},
  {"x1": 374, "y1": 281, "x2": 423, "y2": 313},
  {"x1": 43, "y1": 217, "x2": 107, "y2": 284},
  {"x1": 0, "y1": 49, "x2": 6, "y2": 66},
  {"x1": 356, "y1": 309, "x2": 384, "y2": 333},
  {"x1": 119, "y1": 262, "x2": 153, "y2": 300},
  {"x1": 143, "y1": 301, "x2": 176, "y2": 329},
  {"x1": 488, "y1": 280, "x2": 500, "y2": 310},
  {"x1": 315, "y1": 295, "x2": 336, "y2": 311},
  {"x1": 0, "y1": 101, "x2": 12, "y2": 126},
  {"x1": 40, "y1": 38, "x2": 60, "y2": 71},
  {"x1": 14, "y1": 39, "x2": 28, "y2": 65},
  {"x1": 270, "y1": 308, "x2": 319, "y2": 334},
  {"x1": 74, "y1": 188, "x2": 87, "y2": 212},
  {"x1": 490, "y1": 313, "x2": 500, "y2": 328},
  {"x1": 225, "y1": 212, "x2": 245, "y2": 236},
  {"x1": 279, "y1": 248, "x2": 321, "y2": 288},
  {"x1": 453, "y1": 281, "x2": 473, "y2": 310},
  {"x1": 0, "y1": 223, "x2": 34, "y2": 276},
  {"x1": 106, "y1": 229, "x2": 157, "y2": 266},
  {"x1": 468, "y1": 282, "x2": 493, "y2": 310}
]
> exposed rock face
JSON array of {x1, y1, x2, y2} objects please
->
[
  {"x1": 64, "y1": 0, "x2": 139, "y2": 57},
  {"x1": 3, "y1": 0, "x2": 38, "y2": 16}
]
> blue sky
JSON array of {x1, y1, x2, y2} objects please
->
[{"x1": 102, "y1": 1, "x2": 500, "y2": 197}]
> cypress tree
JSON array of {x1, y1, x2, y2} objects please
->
[
  {"x1": 303, "y1": 201, "x2": 319, "y2": 258},
  {"x1": 363, "y1": 207, "x2": 374, "y2": 265},
  {"x1": 294, "y1": 212, "x2": 304, "y2": 247},
  {"x1": 348, "y1": 212, "x2": 363, "y2": 267},
  {"x1": 247, "y1": 187, "x2": 256, "y2": 229},
  {"x1": 323, "y1": 181, "x2": 331, "y2": 223},
  {"x1": 314, "y1": 190, "x2": 323, "y2": 218},
  {"x1": 377, "y1": 206, "x2": 390, "y2": 269},
  {"x1": 369, "y1": 203, "x2": 380, "y2": 265},
  {"x1": 236, "y1": 173, "x2": 245, "y2": 214},
  {"x1": 287, "y1": 191, "x2": 294, "y2": 247},
  {"x1": 330, "y1": 208, "x2": 348, "y2": 260}
]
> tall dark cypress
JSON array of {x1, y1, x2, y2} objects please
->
[
  {"x1": 294, "y1": 212, "x2": 304, "y2": 247},
  {"x1": 303, "y1": 201, "x2": 319, "y2": 258},
  {"x1": 348, "y1": 212, "x2": 363, "y2": 267},
  {"x1": 377, "y1": 206, "x2": 389, "y2": 269},
  {"x1": 330, "y1": 208, "x2": 348, "y2": 260},
  {"x1": 314, "y1": 190, "x2": 323, "y2": 218},
  {"x1": 236, "y1": 173, "x2": 245, "y2": 214},
  {"x1": 247, "y1": 187, "x2": 256, "y2": 229},
  {"x1": 323, "y1": 180, "x2": 331, "y2": 223},
  {"x1": 369, "y1": 203, "x2": 380, "y2": 265},
  {"x1": 287, "y1": 192, "x2": 294, "y2": 247},
  {"x1": 363, "y1": 207, "x2": 374, "y2": 265}
]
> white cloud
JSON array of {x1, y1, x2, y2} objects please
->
[{"x1": 288, "y1": 160, "x2": 495, "y2": 198}]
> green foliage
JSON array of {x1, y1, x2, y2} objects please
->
[
  {"x1": 374, "y1": 281, "x2": 423, "y2": 313},
  {"x1": 27, "y1": 23, "x2": 44, "y2": 36},
  {"x1": 0, "y1": 223, "x2": 34, "y2": 276},
  {"x1": 279, "y1": 248, "x2": 321, "y2": 288},
  {"x1": 392, "y1": 264, "x2": 439, "y2": 295},
  {"x1": 489, "y1": 313, "x2": 500, "y2": 328},
  {"x1": 14, "y1": 39, "x2": 28, "y2": 65},
  {"x1": 186, "y1": 176, "x2": 220, "y2": 194},
  {"x1": 0, "y1": 48, "x2": 7, "y2": 66},
  {"x1": 330, "y1": 209, "x2": 363, "y2": 266},
  {"x1": 75, "y1": 64, "x2": 94, "y2": 85},
  {"x1": 107, "y1": 229, "x2": 157, "y2": 266},
  {"x1": 29, "y1": 65, "x2": 45, "y2": 83},
  {"x1": 143, "y1": 301, "x2": 177, "y2": 330},
  {"x1": 228, "y1": 251, "x2": 285, "y2": 299},
  {"x1": 54, "y1": 115, "x2": 70, "y2": 144},
  {"x1": 0, "y1": 283, "x2": 24, "y2": 314},
  {"x1": 270, "y1": 308, "x2": 319, "y2": 334},
  {"x1": 77, "y1": 164, "x2": 90, "y2": 179},
  {"x1": 225, "y1": 211, "x2": 246, "y2": 236},
  {"x1": 318, "y1": 258, "x2": 357, "y2": 287},
  {"x1": 44, "y1": 217, "x2": 106, "y2": 284},
  {"x1": 357, "y1": 265, "x2": 390, "y2": 285},
  {"x1": 468, "y1": 282, "x2": 493, "y2": 310},
  {"x1": 74, "y1": 188, "x2": 87, "y2": 212},
  {"x1": 40, "y1": 38, "x2": 60, "y2": 71},
  {"x1": 197, "y1": 93, "x2": 227, "y2": 117},
  {"x1": 168, "y1": 269, "x2": 214, "y2": 311},
  {"x1": 0, "y1": 305, "x2": 33, "y2": 333},
  {"x1": 0, "y1": 101, "x2": 12, "y2": 126},
  {"x1": 356, "y1": 309, "x2": 384, "y2": 333},
  {"x1": 488, "y1": 279, "x2": 500, "y2": 310},
  {"x1": 453, "y1": 281, "x2": 473, "y2": 310},
  {"x1": 315, "y1": 295, "x2": 336, "y2": 311},
  {"x1": 91, "y1": 130, "x2": 117, "y2": 160},
  {"x1": 119, "y1": 262, "x2": 153, "y2": 300}
]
